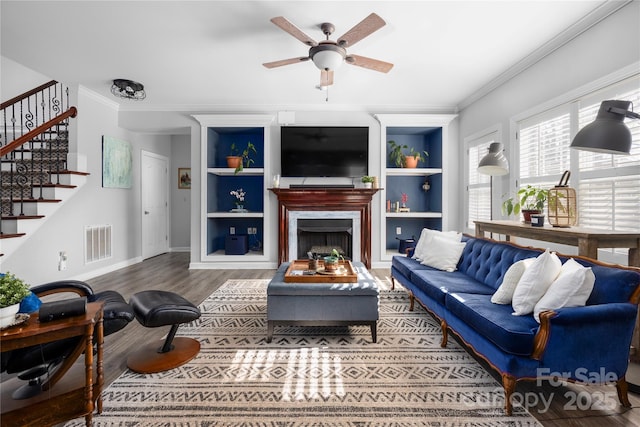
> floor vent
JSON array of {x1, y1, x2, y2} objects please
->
[{"x1": 85, "y1": 224, "x2": 112, "y2": 264}]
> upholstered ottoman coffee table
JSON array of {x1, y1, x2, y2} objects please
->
[{"x1": 267, "y1": 261, "x2": 379, "y2": 342}]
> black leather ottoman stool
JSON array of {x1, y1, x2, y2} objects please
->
[{"x1": 127, "y1": 290, "x2": 201, "y2": 374}]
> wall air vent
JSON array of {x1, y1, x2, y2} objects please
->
[{"x1": 85, "y1": 224, "x2": 112, "y2": 264}]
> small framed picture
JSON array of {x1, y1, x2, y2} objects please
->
[{"x1": 178, "y1": 168, "x2": 191, "y2": 189}]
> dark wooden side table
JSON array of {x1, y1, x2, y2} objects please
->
[{"x1": 1, "y1": 301, "x2": 104, "y2": 426}]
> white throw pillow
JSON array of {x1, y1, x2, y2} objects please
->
[
  {"x1": 533, "y1": 258, "x2": 595, "y2": 322},
  {"x1": 511, "y1": 249, "x2": 562, "y2": 316},
  {"x1": 491, "y1": 258, "x2": 535, "y2": 305},
  {"x1": 412, "y1": 228, "x2": 461, "y2": 261},
  {"x1": 420, "y1": 234, "x2": 467, "y2": 272}
]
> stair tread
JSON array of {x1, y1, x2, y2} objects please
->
[
  {"x1": 0, "y1": 233, "x2": 26, "y2": 239},
  {"x1": 6, "y1": 198, "x2": 62, "y2": 203},
  {"x1": 1, "y1": 215, "x2": 45, "y2": 220}
]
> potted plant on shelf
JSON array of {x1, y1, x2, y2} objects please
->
[
  {"x1": 387, "y1": 140, "x2": 428, "y2": 168},
  {"x1": 0, "y1": 272, "x2": 31, "y2": 328},
  {"x1": 361, "y1": 176, "x2": 375, "y2": 188},
  {"x1": 227, "y1": 142, "x2": 257, "y2": 174},
  {"x1": 502, "y1": 185, "x2": 548, "y2": 223},
  {"x1": 323, "y1": 248, "x2": 344, "y2": 272}
]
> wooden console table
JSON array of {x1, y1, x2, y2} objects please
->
[
  {"x1": 1, "y1": 302, "x2": 104, "y2": 426},
  {"x1": 474, "y1": 220, "x2": 640, "y2": 267}
]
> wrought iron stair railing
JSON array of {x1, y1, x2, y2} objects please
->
[{"x1": 1, "y1": 80, "x2": 79, "y2": 240}]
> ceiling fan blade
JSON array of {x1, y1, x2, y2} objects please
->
[
  {"x1": 346, "y1": 54, "x2": 393, "y2": 73},
  {"x1": 337, "y1": 13, "x2": 386, "y2": 47},
  {"x1": 320, "y1": 69, "x2": 334, "y2": 86},
  {"x1": 270, "y1": 16, "x2": 318, "y2": 47},
  {"x1": 263, "y1": 57, "x2": 310, "y2": 69}
]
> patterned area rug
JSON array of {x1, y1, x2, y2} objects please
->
[{"x1": 66, "y1": 279, "x2": 541, "y2": 426}]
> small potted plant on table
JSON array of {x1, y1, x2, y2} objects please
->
[
  {"x1": 0, "y1": 272, "x2": 31, "y2": 328},
  {"x1": 502, "y1": 185, "x2": 548, "y2": 223},
  {"x1": 323, "y1": 249, "x2": 344, "y2": 272}
]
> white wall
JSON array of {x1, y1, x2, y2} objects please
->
[
  {"x1": 171, "y1": 135, "x2": 191, "y2": 250},
  {"x1": 0, "y1": 57, "x2": 50, "y2": 101},
  {"x1": 457, "y1": 2, "x2": 640, "y2": 260}
]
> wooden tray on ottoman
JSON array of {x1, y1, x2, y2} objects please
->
[{"x1": 284, "y1": 260, "x2": 357, "y2": 283}]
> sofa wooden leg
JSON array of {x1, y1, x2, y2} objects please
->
[
  {"x1": 391, "y1": 276, "x2": 396, "y2": 290},
  {"x1": 409, "y1": 293, "x2": 415, "y2": 311},
  {"x1": 440, "y1": 320, "x2": 448, "y2": 347},
  {"x1": 502, "y1": 374, "x2": 516, "y2": 416},
  {"x1": 617, "y1": 376, "x2": 631, "y2": 407}
]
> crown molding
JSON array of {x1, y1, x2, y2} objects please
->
[
  {"x1": 457, "y1": 0, "x2": 632, "y2": 111},
  {"x1": 78, "y1": 85, "x2": 120, "y2": 110}
]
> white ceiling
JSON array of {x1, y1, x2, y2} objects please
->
[{"x1": 0, "y1": 0, "x2": 625, "y2": 114}]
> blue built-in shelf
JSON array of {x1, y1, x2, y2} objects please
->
[
  {"x1": 376, "y1": 114, "x2": 457, "y2": 261},
  {"x1": 194, "y1": 114, "x2": 274, "y2": 263}
]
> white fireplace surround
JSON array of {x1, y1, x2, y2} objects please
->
[{"x1": 288, "y1": 211, "x2": 361, "y2": 262}]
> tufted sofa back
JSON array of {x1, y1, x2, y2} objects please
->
[
  {"x1": 456, "y1": 236, "x2": 640, "y2": 305},
  {"x1": 457, "y1": 236, "x2": 541, "y2": 291}
]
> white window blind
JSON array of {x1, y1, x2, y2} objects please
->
[{"x1": 519, "y1": 110, "x2": 571, "y2": 181}]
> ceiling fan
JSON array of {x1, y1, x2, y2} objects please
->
[{"x1": 263, "y1": 13, "x2": 394, "y2": 88}]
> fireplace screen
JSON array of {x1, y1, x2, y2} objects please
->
[{"x1": 296, "y1": 219, "x2": 353, "y2": 260}]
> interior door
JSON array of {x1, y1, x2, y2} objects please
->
[{"x1": 141, "y1": 151, "x2": 169, "y2": 259}]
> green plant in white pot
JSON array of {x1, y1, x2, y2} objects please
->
[
  {"x1": 361, "y1": 176, "x2": 375, "y2": 188},
  {"x1": 0, "y1": 272, "x2": 31, "y2": 328}
]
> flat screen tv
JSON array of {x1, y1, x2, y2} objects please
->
[{"x1": 280, "y1": 126, "x2": 369, "y2": 177}]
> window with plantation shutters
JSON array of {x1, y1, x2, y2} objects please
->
[
  {"x1": 577, "y1": 86, "x2": 640, "y2": 236},
  {"x1": 465, "y1": 129, "x2": 497, "y2": 231},
  {"x1": 514, "y1": 75, "x2": 640, "y2": 261}
]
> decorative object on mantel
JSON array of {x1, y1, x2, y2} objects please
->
[
  {"x1": 387, "y1": 140, "x2": 428, "y2": 168},
  {"x1": 570, "y1": 100, "x2": 640, "y2": 155},
  {"x1": 227, "y1": 141, "x2": 257, "y2": 174},
  {"x1": 502, "y1": 185, "x2": 548, "y2": 223},
  {"x1": 361, "y1": 176, "x2": 375, "y2": 188},
  {"x1": 230, "y1": 188, "x2": 247, "y2": 212},
  {"x1": 548, "y1": 170, "x2": 577, "y2": 228},
  {"x1": 0, "y1": 272, "x2": 32, "y2": 328},
  {"x1": 110, "y1": 79, "x2": 146, "y2": 100}
]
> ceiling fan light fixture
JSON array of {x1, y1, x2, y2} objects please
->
[
  {"x1": 111, "y1": 79, "x2": 146, "y2": 100},
  {"x1": 310, "y1": 44, "x2": 345, "y2": 71}
]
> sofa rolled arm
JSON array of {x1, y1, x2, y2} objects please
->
[
  {"x1": 30, "y1": 280, "x2": 95, "y2": 298},
  {"x1": 532, "y1": 303, "x2": 637, "y2": 380}
]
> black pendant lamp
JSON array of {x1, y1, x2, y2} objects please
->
[{"x1": 570, "y1": 100, "x2": 639, "y2": 155}]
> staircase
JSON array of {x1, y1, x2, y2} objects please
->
[{"x1": 0, "y1": 80, "x2": 87, "y2": 258}]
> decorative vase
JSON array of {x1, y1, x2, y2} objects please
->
[
  {"x1": 226, "y1": 156, "x2": 242, "y2": 169},
  {"x1": 235, "y1": 204, "x2": 244, "y2": 211},
  {"x1": 0, "y1": 303, "x2": 20, "y2": 328}
]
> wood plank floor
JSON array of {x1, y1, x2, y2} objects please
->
[{"x1": 10, "y1": 252, "x2": 640, "y2": 426}]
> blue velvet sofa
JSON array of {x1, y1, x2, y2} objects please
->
[{"x1": 390, "y1": 235, "x2": 640, "y2": 414}]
